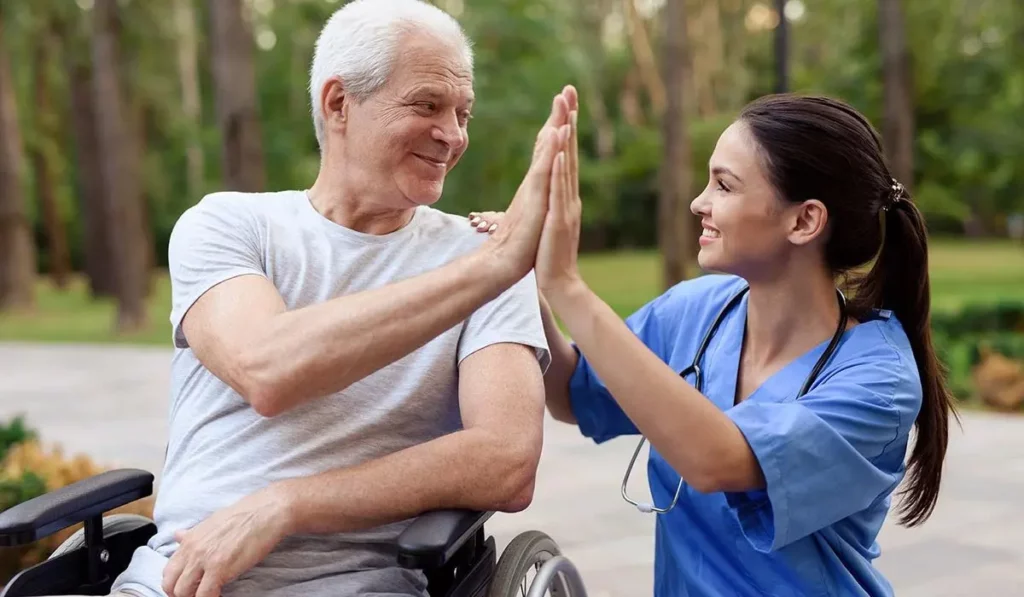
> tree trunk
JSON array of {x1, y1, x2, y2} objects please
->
[
  {"x1": 31, "y1": 22, "x2": 71, "y2": 289},
  {"x1": 68, "y1": 58, "x2": 116, "y2": 296},
  {"x1": 92, "y1": 0, "x2": 148, "y2": 332},
  {"x1": 659, "y1": 0, "x2": 697, "y2": 289},
  {"x1": 209, "y1": 0, "x2": 265, "y2": 192},
  {"x1": 175, "y1": 0, "x2": 204, "y2": 201},
  {"x1": 0, "y1": 8, "x2": 36, "y2": 311},
  {"x1": 621, "y1": 0, "x2": 666, "y2": 117},
  {"x1": 775, "y1": 0, "x2": 789, "y2": 93},
  {"x1": 879, "y1": 0, "x2": 914, "y2": 189}
]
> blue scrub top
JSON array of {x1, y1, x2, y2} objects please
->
[{"x1": 569, "y1": 274, "x2": 923, "y2": 597}]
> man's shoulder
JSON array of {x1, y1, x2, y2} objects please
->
[
  {"x1": 186, "y1": 190, "x2": 305, "y2": 220},
  {"x1": 414, "y1": 206, "x2": 488, "y2": 249}
]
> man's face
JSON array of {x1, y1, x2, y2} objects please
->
[{"x1": 340, "y1": 30, "x2": 474, "y2": 208}]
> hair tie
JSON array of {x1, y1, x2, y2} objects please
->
[{"x1": 882, "y1": 178, "x2": 904, "y2": 212}]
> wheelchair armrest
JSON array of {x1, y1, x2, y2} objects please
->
[
  {"x1": 395, "y1": 509, "x2": 493, "y2": 569},
  {"x1": 0, "y1": 468, "x2": 154, "y2": 547}
]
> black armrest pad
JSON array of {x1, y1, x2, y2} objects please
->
[
  {"x1": 396, "y1": 510, "x2": 493, "y2": 569},
  {"x1": 0, "y1": 468, "x2": 153, "y2": 547}
]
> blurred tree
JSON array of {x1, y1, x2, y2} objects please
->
[
  {"x1": 92, "y1": 0, "x2": 149, "y2": 331},
  {"x1": 209, "y1": 0, "x2": 266, "y2": 192},
  {"x1": 175, "y1": 0, "x2": 204, "y2": 201},
  {"x1": 775, "y1": 0, "x2": 789, "y2": 92},
  {"x1": 29, "y1": 16, "x2": 71, "y2": 289},
  {"x1": 660, "y1": 0, "x2": 697, "y2": 287},
  {"x1": 879, "y1": 0, "x2": 914, "y2": 190},
  {"x1": 0, "y1": 2, "x2": 35, "y2": 311},
  {"x1": 55, "y1": 4, "x2": 116, "y2": 297}
]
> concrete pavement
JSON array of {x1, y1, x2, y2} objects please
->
[{"x1": 2, "y1": 342, "x2": 1023, "y2": 596}]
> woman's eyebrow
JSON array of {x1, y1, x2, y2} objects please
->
[{"x1": 712, "y1": 165, "x2": 742, "y2": 183}]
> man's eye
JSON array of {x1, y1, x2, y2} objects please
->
[
  {"x1": 459, "y1": 111, "x2": 473, "y2": 125},
  {"x1": 417, "y1": 102, "x2": 436, "y2": 112}
]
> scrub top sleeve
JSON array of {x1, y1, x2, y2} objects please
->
[
  {"x1": 723, "y1": 359, "x2": 914, "y2": 552},
  {"x1": 570, "y1": 293, "x2": 668, "y2": 443}
]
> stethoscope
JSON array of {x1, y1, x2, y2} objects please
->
[{"x1": 621, "y1": 285, "x2": 849, "y2": 514}]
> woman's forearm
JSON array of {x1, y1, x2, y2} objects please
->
[
  {"x1": 546, "y1": 281, "x2": 765, "y2": 493},
  {"x1": 538, "y1": 292, "x2": 579, "y2": 423}
]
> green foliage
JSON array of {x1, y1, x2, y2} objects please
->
[
  {"x1": 0, "y1": 417, "x2": 36, "y2": 463},
  {"x1": 3, "y1": 0, "x2": 1024, "y2": 272},
  {"x1": 930, "y1": 302, "x2": 1024, "y2": 401},
  {"x1": 0, "y1": 417, "x2": 44, "y2": 512}
]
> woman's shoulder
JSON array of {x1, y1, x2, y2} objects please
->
[
  {"x1": 821, "y1": 312, "x2": 924, "y2": 410},
  {"x1": 650, "y1": 273, "x2": 747, "y2": 319}
]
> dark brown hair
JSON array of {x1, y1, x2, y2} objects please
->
[{"x1": 738, "y1": 93, "x2": 956, "y2": 526}]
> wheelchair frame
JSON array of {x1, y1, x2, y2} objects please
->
[{"x1": 0, "y1": 469, "x2": 505, "y2": 597}]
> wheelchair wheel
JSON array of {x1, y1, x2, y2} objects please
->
[
  {"x1": 488, "y1": 531, "x2": 570, "y2": 597},
  {"x1": 48, "y1": 514, "x2": 155, "y2": 559}
]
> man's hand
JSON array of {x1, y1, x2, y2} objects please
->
[
  {"x1": 162, "y1": 485, "x2": 293, "y2": 597},
  {"x1": 483, "y1": 87, "x2": 575, "y2": 284}
]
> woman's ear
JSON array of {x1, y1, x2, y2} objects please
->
[
  {"x1": 320, "y1": 77, "x2": 348, "y2": 134},
  {"x1": 788, "y1": 199, "x2": 829, "y2": 246}
]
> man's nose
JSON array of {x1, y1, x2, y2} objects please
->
[{"x1": 432, "y1": 111, "x2": 466, "y2": 150}]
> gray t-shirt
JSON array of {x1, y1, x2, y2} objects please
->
[{"x1": 113, "y1": 190, "x2": 550, "y2": 597}]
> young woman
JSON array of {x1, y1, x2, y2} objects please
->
[{"x1": 470, "y1": 91, "x2": 955, "y2": 596}]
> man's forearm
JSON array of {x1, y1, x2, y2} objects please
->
[
  {"x1": 239, "y1": 248, "x2": 515, "y2": 416},
  {"x1": 277, "y1": 427, "x2": 538, "y2": 536}
]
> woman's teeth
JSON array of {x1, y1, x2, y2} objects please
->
[{"x1": 702, "y1": 228, "x2": 720, "y2": 238}]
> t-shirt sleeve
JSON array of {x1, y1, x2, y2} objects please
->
[
  {"x1": 167, "y1": 195, "x2": 267, "y2": 349},
  {"x1": 723, "y1": 357, "x2": 918, "y2": 552},
  {"x1": 457, "y1": 270, "x2": 550, "y2": 372}
]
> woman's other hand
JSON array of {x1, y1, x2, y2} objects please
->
[{"x1": 467, "y1": 211, "x2": 505, "y2": 233}]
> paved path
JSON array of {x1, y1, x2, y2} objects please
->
[{"x1": 2, "y1": 342, "x2": 1023, "y2": 596}]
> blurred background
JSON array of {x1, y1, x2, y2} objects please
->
[{"x1": 0, "y1": 0, "x2": 1023, "y2": 593}]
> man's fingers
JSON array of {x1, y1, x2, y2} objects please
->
[
  {"x1": 173, "y1": 559, "x2": 205, "y2": 597},
  {"x1": 533, "y1": 94, "x2": 569, "y2": 161},
  {"x1": 531, "y1": 124, "x2": 569, "y2": 187},
  {"x1": 194, "y1": 570, "x2": 224, "y2": 597},
  {"x1": 563, "y1": 85, "x2": 579, "y2": 113},
  {"x1": 163, "y1": 553, "x2": 186, "y2": 596}
]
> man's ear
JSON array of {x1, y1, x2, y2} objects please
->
[
  {"x1": 320, "y1": 77, "x2": 348, "y2": 135},
  {"x1": 788, "y1": 199, "x2": 829, "y2": 247}
]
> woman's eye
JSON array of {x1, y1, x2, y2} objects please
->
[{"x1": 716, "y1": 179, "x2": 729, "y2": 192}]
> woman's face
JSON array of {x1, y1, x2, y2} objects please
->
[{"x1": 689, "y1": 121, "x2": 804, "y2": 278}]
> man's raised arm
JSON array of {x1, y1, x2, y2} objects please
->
[{"x1": 178, "y1": 121, "x2": 565, "y2": 418}]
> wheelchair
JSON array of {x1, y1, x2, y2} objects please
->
[{"x1": 0, "y1": 469, "x2": 589, "y2": 597}]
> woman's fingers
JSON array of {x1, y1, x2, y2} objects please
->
[
  {"x1": 468, "y1": 211, "x2": 506, "y2": 233},
  {"x1": 569, "y1": 110, "x2": 579, "y2": 201}
]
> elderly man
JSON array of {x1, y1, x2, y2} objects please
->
[{"x1": 99, "y1": 1, "x2": 575, "y2": 596}]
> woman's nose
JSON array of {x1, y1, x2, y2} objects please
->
[{"x1": 690, "y1": 188, "x2": 710, "y2": 216}]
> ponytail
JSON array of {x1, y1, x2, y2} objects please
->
[{"x1": 849, "y1": 188, "x2": 958, "y2": 527}]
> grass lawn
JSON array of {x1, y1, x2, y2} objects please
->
[{"x1": 0, "y1": 238, "x2": 1021, "y2": 346}]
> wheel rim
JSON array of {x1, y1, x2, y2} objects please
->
[{"x1": 515, "y1": 549, "x2": 568, "y2": 597}]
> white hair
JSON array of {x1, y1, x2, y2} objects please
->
[{"x1": 309, "y1": 0, "x2": 474, "y2": 148}]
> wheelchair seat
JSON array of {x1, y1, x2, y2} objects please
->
[{"x1": 0, "y1": 469, "x2": 588, "y2": 597}]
